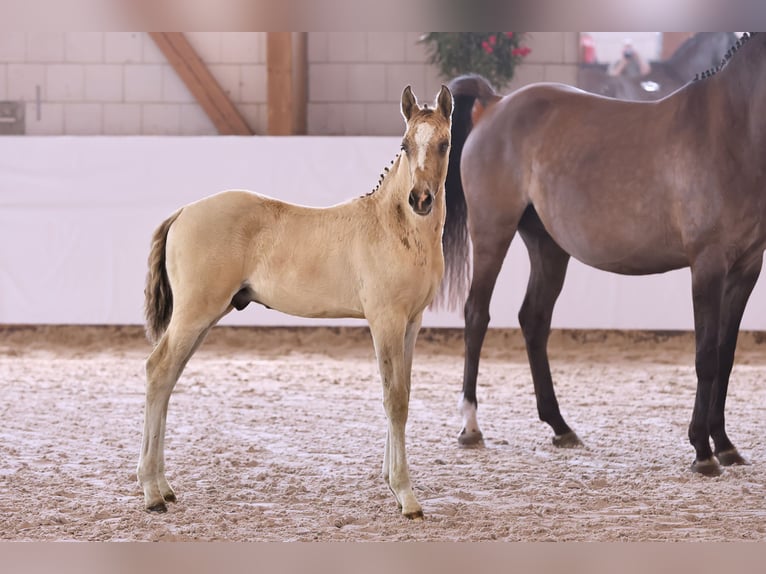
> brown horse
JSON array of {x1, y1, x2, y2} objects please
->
[
  {"x1": 578, "y1": 32, "x2": 738, "y2": 101},
  {"x1": 138, "y1": 85, "x2": 453, "y2": 519},
  {"x1": 437, "y1": 33, "x2": 763, "y2": 476}
]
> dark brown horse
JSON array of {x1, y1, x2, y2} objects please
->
[
  {"x1": 438, "y1": 33, "x2": 763, "y2": 476},
  {"x1": 578, "y1": 32, "x2": 738, "y2": 101}
]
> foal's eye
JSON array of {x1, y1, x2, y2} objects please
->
[
  {"x1": 438, "y1": 141, "x2": 450, "y2": 155},
  {"x1": 401, "y1": 141, "x2": 410, "y2": 154}
]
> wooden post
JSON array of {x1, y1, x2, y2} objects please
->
[
  {"x1": 267, "y1": 32, "x2": 307, "y2": 135},
  {"x1": 149, "y1": 33, "x2": 253, "y2": 135}
]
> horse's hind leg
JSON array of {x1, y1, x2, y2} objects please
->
[
  {"x1": 518, "y1": 210, "x2": 580, "y2": 447},
  {"x1": 710, "y1": 258, "x2": 762, "y2": 467},
  {"x1": 459, "y1": 214, "x2": 518, "y2": 446},
  {"x1": 137, "y1": 310, "x2": 222, "y2": 512}
]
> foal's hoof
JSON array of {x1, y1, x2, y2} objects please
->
[
  {"x1": 717, "y1": 449, "x2": 749, "y2": 467},
  {"x1": 404, "y1": 508, "x2": 424, "y2": 521},
  {"x1": 458, "y1": 428, "x2": 484, "y2": 447},
  {"x1": 691, "y1": 457, "x2": 723, "y2": 477},
  {"x1": 552, "y1": 431, "x2": 583, "y2": 448},
  {"x1": 146, "y1": 501, "x2": 168, "y2": 513}
]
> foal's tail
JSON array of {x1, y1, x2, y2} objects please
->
[
  {"x1": 144, "y1": 209, "x2": 182, "y2": 345},
  {"x1": 432, "y1": 74, "x2": 501, "y2": 311}
]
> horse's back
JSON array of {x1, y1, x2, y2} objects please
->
[{"x1": 463, "y1": 82, "x2": 695, "y2": 274}]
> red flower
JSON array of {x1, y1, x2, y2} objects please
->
[
  {"x1": 488, "y1": 35, "x2": 497, "y2": 46},
  {"x1": 505, "y1": 32, "x2": 514, "y2": 39},
  {"x1": 512, "y1": 46, "x2": 531, "y2": 57},
  {"x1": 481, "y1": 41, "x2": 494, "y2": 54}
]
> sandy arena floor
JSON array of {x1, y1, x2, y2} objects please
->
[{"x1": 1, "y1": 325, "x2": 766, "y2": 541}]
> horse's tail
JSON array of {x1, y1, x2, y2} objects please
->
[
  {"x1": 144, "y1": 209, "x2": 182, "y2": 345},
  {"x1": 433, "y1": 74, "x2": 501, "y2": 311}
]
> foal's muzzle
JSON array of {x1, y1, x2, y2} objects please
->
[{"x1": 408, "y1": 189, "x2": 434, "y2": 216}]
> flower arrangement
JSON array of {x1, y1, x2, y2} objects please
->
[{"x1": 419, "y1": 32, "x2": 531, "y2": 89}]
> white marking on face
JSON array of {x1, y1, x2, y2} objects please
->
[{"x1": 414, "y1": 123, "x2": 435, "y2": 170}]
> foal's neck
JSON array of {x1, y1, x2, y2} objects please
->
[{"x1": 369, "y1": 153, "x2": 409, "y2": 200}]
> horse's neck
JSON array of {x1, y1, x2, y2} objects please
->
[
  {"x1": 717, "y1": 36, "x2": 766, "y2": 120},
  {"x1": 701, "y1": 35, "x2": 766, "y2": 152},
  {"x1": 373, "y1": 154, "x2": 410, "y2": 202}
]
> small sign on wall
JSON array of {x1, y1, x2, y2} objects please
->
[{"x1": 0, "y1": 102, "x2": 25, "y2": 135}]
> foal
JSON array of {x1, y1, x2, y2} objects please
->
[{"x1": 137, "y1": 85, "x2": 453, "y2": 519}]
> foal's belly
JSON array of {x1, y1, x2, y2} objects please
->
[{"x1": 248, "y1": 273, "x2": 366, "y2": 319}]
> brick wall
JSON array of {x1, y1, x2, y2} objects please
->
[
  {"x1": 0, "y1": 32, "x2": 580, "y2": 136},
  {"x1": 0, "y1": 32, "x2": 267, "y2": 135},
  {"x1": 307, "y1": 32, "x2": 581, "y2": 135}
]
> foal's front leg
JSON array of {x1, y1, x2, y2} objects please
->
[{"x1": 370, "y1": 314, "x2": 423, "y2": 519}]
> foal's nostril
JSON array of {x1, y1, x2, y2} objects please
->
[{"x1": 409, "y1": 190, "x2": 433, "y2": 214}]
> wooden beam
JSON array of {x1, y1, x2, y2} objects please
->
[
  {"x1": 149, "y1": 32, "x2": 253, "y2": 135},
  {"x1": 267, "y1": 32, "x2": 307, "y2": 135}
]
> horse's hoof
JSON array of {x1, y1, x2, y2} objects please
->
[
  {"x1": 146, "y1": 501, "x2": 168, "y2": 513},
  {"x1": 717, "y1": 449, "x2": 749, "y2": 467},
  {"x1": 404, "y1": 509, "x2": 424, "y2": 521},
  {"x1": 458, "y1": 428, "x2": 484, "y2": 447},
  {"x1": 552, "y1": 431, "x2": 582, "y2": 448},
  {"x1": 163, "y1": 492, "x2": 177, "y2": 503},
  {"x1": 691, "y1": 457, "x2": 722, "y2": 477}
]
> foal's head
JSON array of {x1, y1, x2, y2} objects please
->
[{"x1": 400, "y1": 85, "x2": 453, "y2": 216}]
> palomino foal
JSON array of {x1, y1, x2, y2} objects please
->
[{"x1": 138, "y1": 85, "x2": 453, "y2": 519}]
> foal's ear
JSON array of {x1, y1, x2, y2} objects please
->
[
  {"x1": 437, "y1": 85, "x2": 453, "y2": 120},
  {"x1": 401, "y1": 85, "x2": 418, "y2": 121}
]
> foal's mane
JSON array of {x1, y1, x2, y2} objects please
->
[
  {"x1": 364, "y1": 154, "x2": 402, "y2": 197},
  {"x1": 693, "y1": 32, "x2": 756, "y2": 81}
]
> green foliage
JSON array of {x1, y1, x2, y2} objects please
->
[{"x1": 419, "y1": 32, "x2": 531, "y2": 89}]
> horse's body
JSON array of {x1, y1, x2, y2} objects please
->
[
  {"x1": 439, "y1": 33, "x2": 764, "y2": 475},
  {"x1": 579, "y1": 32, "x2": 738, "y2": 100},
  {"x1": 137, "y1": 85, "x2": 453, "y2": 518}
]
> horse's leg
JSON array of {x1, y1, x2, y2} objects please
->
[
  {"x1": 383, "y1": 313, "x2": 422, "y2": 502},
  {"x1": 459, "y1": 220, "x2": 518, "y2": 446},
  {"x1": 517, "y1": 212, "x2": 580, "y2": 447},
  {"x1": 370, "y1": 312, "x2": 422, "y2": 519},
  {"x1": 688, "y1": 251, "x2": 727, "y2": 476},
  {"x1": 138, "y1": 304, "x2": 226, "y2": 512},
  {"x1": 710, "y1": 258, "x2": 762, "y2": 466}
]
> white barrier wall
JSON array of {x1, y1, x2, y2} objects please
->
[{"x1": 2, "y1": 136, "x2": 766, "y2": 330}]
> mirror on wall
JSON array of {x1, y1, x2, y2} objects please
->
[{"x1": 577, "y1": 32, "x2": 739, "y2": 101}]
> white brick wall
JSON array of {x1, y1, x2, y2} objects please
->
[
  {"x1": 0, "y1": 32, "x2": 269, "y2": 135},
  {"x1": 65, "y1": 33, "x2": 103, "y2": 63},
  {"x1": 103, "y1": 103, "x2": 141, "y2": 134},
  {"x1": 8, "y1": 64, "x2": 44, "y2": 100},
  {"x1": 0, "y1": 33, "x2": 27, "y2": 62},
  {"x1": 64, "y1": 103, "x2": 102, "y2": 134},
  {"x1": 0, "y1": 32, "x2": 580, "y2": 136},
  {"x1": 0, "y1": 65, "x2": 7, "y2": 99},
  {"x1": 305, "y1": 32, "x2": 581, "y2": 135}
]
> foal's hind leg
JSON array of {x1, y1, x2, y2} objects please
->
[
  {"x1": 517, "y1": 211, "x2": 580, "y2": 447},
  {"x1": 710, "y1": 258, "x2": 762, "y2": 467},
  {"x1": 137, "y1": 310, "x2": 223, "y2": 512},
  {"x1": 458, "y1": 217, "x2": 518, "y2": 446}
]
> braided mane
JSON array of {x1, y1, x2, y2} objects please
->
[
  {"x1": 694, "y1": 32, "x2": 757, "y2": 81},
  {"x1": 363, "y1": 155, "x2": 401, "y2": 197}
]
